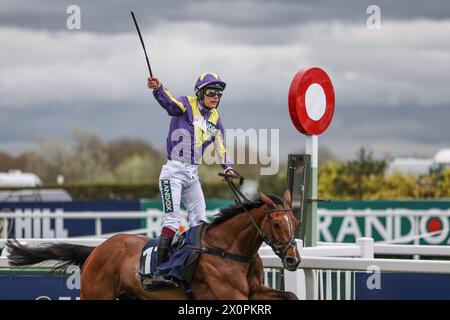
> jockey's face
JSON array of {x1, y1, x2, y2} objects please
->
[{"x1": 202, "y1": 88, "x2": 222, "y2": 109}]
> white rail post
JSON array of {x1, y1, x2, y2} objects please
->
[
  {"x1": 95, "y1": 218, "x2": 102, "y2": 237},
  {"x1": 357, "y1": 237, "x2": 374, "y2": 258},
  {"x1": 326, "y1": 270, "x2": 332, "y2": 300},
  {"x1": 355, "y1": 237, "x2": 374, "y2": 300},
  {"x1": 1, "y1": 218, "x2": 8, "y2": 239},
  {"x1": 344, "y1": 271, "x2": 351, "y2": 300},
  {"x1": 305, "y1": 135, "x2": 318, "y2": 247},
  {"x1": 304, "y1": 269, "x2": 317, "y2": 300}
]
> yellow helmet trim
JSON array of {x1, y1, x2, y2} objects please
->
[{"x1": 199, "y1": 73, "x2": 219, "y2": 81}]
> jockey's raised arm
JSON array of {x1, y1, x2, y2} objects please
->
[{"x1": 149, "y1": 76, "x2": 187, "y2": 116}]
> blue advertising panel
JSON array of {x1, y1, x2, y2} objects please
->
[
  {"x1": 0, "y1": 272, "x2": 80, "y2": 300},
  {"x1": 355, "y1": 272, "x2": 450, "y2": 300},
  {"x1": 0, "y1": 201, "x2": 142, "y2": 238}
]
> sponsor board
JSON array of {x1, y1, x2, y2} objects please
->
[
  {"x1": 0, "y1": 267, "x2": 80, "y2": 300},
  {"x1": 2, "y1": 200, "x2": 448, "y2": 244},
  {"x1": 355, "y1": 272, "x2": 450, "y2": 300},
  {"x1": 318, "y1": 201, "x2": 450, "y2": 245},
  {"x1": 0, "y1": 201, "x2": 142, "y2": 238}
]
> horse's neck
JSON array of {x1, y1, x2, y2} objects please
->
[{"x1": 206, "y1": 205, "x2": 267, "y2": 257}]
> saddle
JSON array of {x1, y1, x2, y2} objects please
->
[{"x1": 138, "y1": 223, "x2": 204, "y2": 296}]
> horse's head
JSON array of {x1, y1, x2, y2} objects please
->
[{"x1": 259, "y1": 189, "x2": 301, "y2": 271}]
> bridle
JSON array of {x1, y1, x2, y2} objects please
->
[
  {"x1": 219, "y1": 172, "x2": 297, "y2": 259},
  {"x1": 263, "y1": 206, "x2": 297, "y2": 259}
]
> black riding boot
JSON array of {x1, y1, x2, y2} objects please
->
[{"x1": 151, "y1": 235, "x2": 176, "y2": 287}]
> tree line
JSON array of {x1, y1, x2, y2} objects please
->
[
  {"x1": 1, "y1": 131, "x2": 448, "y2": 200},
  {"x1": 259, "y1": 148, "x2": 450, "y2": 200}
]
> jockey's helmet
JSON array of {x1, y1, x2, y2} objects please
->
[{"x1": 194, "y1": 73, "x2": 226, "y2": 96}]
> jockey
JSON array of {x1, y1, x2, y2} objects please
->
[{"x1": 147, "y1": 72, "x2": 235, "y2": 286}]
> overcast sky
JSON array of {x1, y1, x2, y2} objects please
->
[{"x1": 1, "y1": 0, "x2": 449, "y2": 163}]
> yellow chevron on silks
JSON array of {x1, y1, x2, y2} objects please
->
[
  {"x1": 189, "y1": 97, "x2": 204, "y2": 148},
  {"x1": 208, "y1": 108, "x2": 219, "y2": 125},
  {"x1": 188, "y1": 97, "x2": 222, "y2": 147},
  {"x1": 163, "y1": 87, "x2": 187, "y2": 112},
  {"x1": 204, "y1": 107, "x2": 221, "y2": 143},
  {"x1": 188, "y1": 96, "x2": 199, "y2": 112}
]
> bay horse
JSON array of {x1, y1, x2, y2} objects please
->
[{"x1": 6, "y1": 190, "x2": 300, "y2": 300}]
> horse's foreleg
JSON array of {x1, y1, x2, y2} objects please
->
[{"x1": 249, "y1": 284, "x2": 298, "y2": 300}]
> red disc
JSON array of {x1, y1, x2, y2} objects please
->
[
  {"x1": 288, "y1": 67, "x2": 335, "y2": 135},
  {"x1": 427, "y1": 218, "x2": 442, "y2": 233}
]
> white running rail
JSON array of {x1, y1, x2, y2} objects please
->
[{"x1": 2, "y1": 237, "x2": 450, "y2": 300}]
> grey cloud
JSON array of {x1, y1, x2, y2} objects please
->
[
  {"x1": 1, "y1": 0, "x2": 450, "y2": 34},
  {"x1": 0, "y1": 1, "x2": 449, "y2": 161},
  {"x1": 1, "y1": 102, "x2": 449, "y2": 162},
  {"x1": 1, "y1": 20, "x2": 449, "y2": 113}
]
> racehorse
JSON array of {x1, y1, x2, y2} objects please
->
[{"x1": 6, "y1": 189, "x2": 300, "y2": 300}]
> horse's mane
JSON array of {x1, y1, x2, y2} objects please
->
[{"x1": 209, "y1": 194, "x2": 284, "y2": 226}]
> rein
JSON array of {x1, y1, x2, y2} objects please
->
[
  {"x1": 187, "y1": 171, "x2": 297, "y2": 263},
  {"x1": 185, "y1": 173, "x2": 257, "y2": 263},
  {"x1": 218, "y1": 171, "x2": 250, "y2": 204},
  {"x1": 219, "y1": 172, "x2": 297, "y2": 260}
]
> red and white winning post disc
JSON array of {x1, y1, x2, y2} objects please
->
[{"x1": 288, "y1": 67, "x2": 335, "y2": 135}]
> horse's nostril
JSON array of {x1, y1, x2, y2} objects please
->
[
  {"x1": 284, "y1": 256, "x2": 296, "y2": 266},
  {"x1": 283, "y1": 255, "x2": 300, "y2": 271}
]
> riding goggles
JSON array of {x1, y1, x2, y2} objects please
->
[{"x1": 204, "y1": 88, "x2": 223, "y2": 98}]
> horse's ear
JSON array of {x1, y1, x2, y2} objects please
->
[
  {"x1": 284, "y1": 188, "x2": 292, "y2": 208},
  {"x1": 259, "y1": 191, "x2": 274, "y2": 207}
]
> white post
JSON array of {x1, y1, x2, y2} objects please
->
[
  {"x1": 95, "y1": 218, "x2": 102, "y2": 237},
  {"x1": 357, "y1": 237, "x2": 374, "y2": 258},
  {"x1": 305, "y1": 135, "x2": 319, "y2": 173},
  {"x1": 345, "y1": 271, "x2": 351, "y2": 300},
  {"x1": 284, "y1": 269, "x2": 305, "y2": 299},
  {"x1": 326, "y1": 270, "x2": 332, "y2": 300},
  {"x1": 304, "y1": 269, "x2": 317, "y2": 300},
  {"x1": 284, "y1": 239, "x2": 306, "y2": 299},
  {"x1": 305, "y1": 135, "x2": 318, "y2": 247},
  {"x1": 1, "y1": 218, "x2": 7, "y2": 238}
]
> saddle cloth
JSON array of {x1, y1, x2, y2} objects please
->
[{"x1": 139, "y1": 223, "x2": 204, "y2": 290}]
